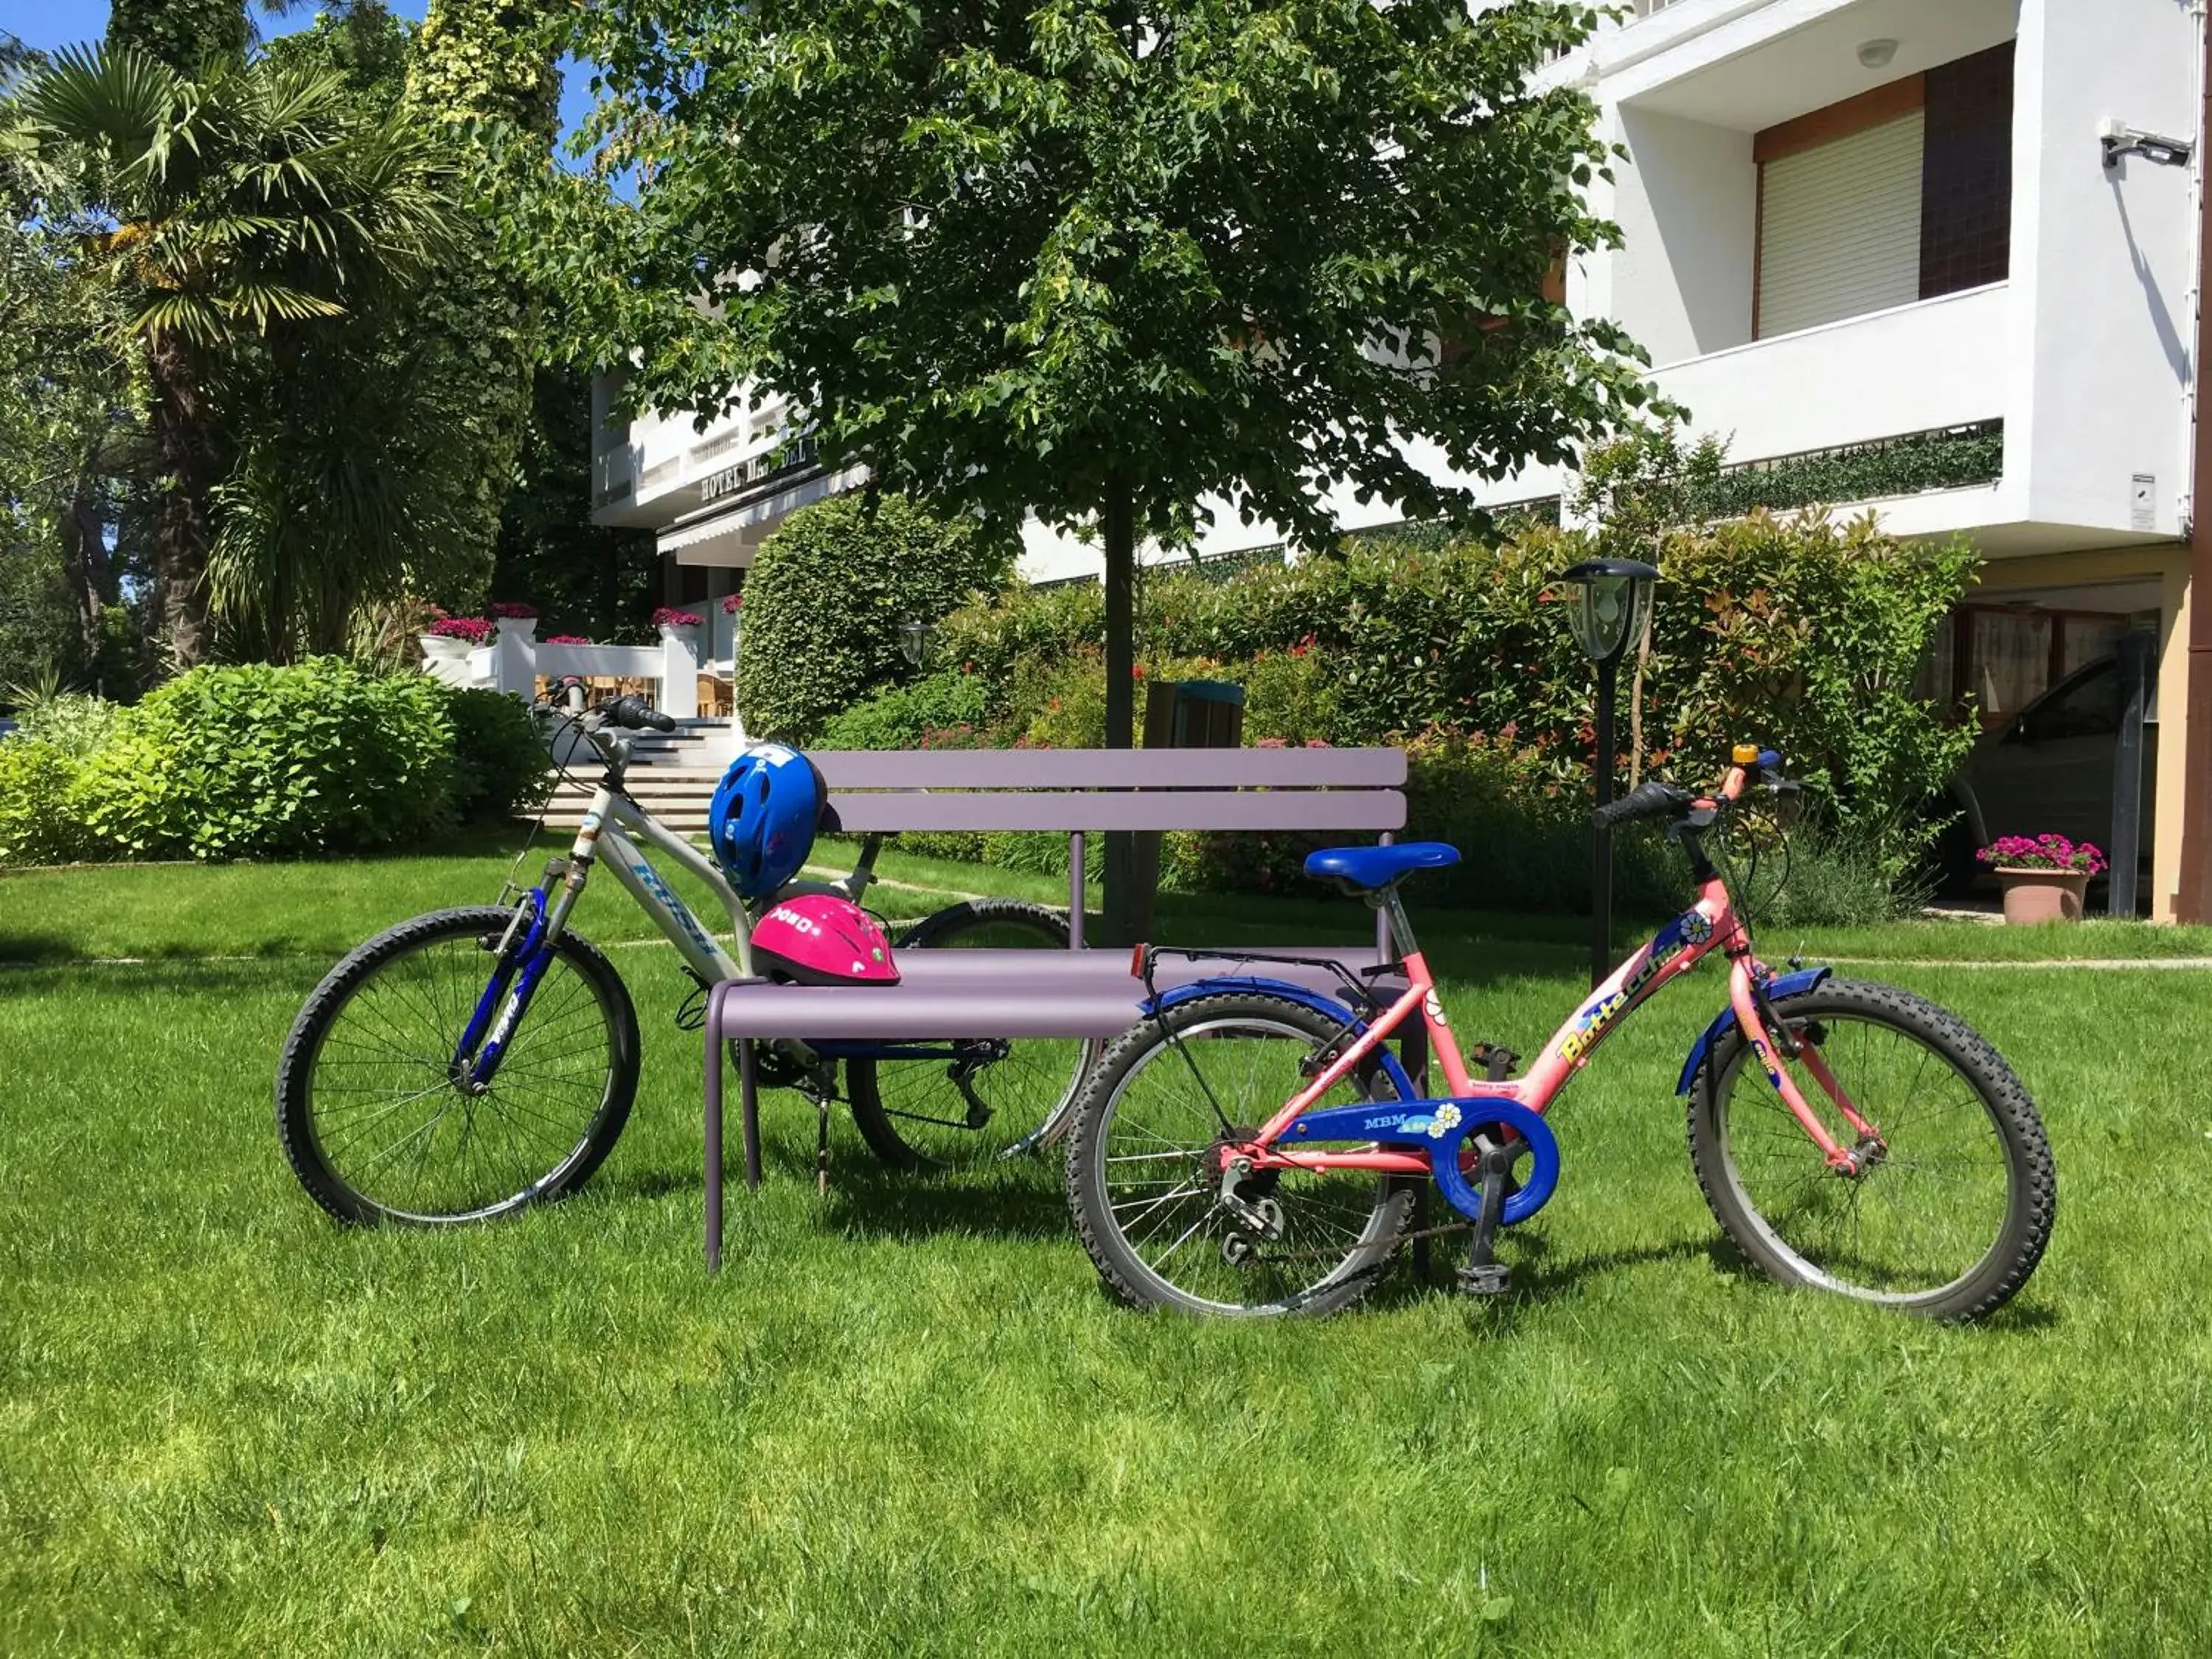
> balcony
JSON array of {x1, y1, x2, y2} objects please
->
[{"x1": 1652, "y1": 283, "x2": 2006, "y2": 475}]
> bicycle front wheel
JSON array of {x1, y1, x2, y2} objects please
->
[
  {"x1": 1063, "y1": 991, "x2": 1413, "y2": 1318},
  {"x1": 276, "y1": 907, "x2": 640, "y2": 1225},
  {"x1": 1688, "y1": 978, "x2": 2055, "y2": 1321},
  {"x1": 845, "y1": 899, "x2": 1099, "y2": 1170}
]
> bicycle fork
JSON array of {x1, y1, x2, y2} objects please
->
[
  {"x1": 1732, "y1": 972, "x2": 1883, "y2": 1173},
  {"x1": 452, "y1": 855, "x2": 591, "y2": 1090}
]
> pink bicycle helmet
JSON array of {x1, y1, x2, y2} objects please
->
[{"x1": 751, "y1": 896, "x2": 900, "y2": 986}]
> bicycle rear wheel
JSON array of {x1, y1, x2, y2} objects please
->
[
  {"x1": 1688, "y1": 978, "x2": 2054, "y2": 1321},
  {"x1": 276, "y1": 907, "x2": 639, "y2": 1225},
  {"x1": 1063, "y1": 991, "x2": 1413, "y2": 1317},
  {"x1": 845, "y1": 899, "x2": 1098, "y2": 1170}
]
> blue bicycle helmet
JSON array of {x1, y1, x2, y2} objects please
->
[{"x1": 708, "y1": 742, "x2": 825, "y2": 899}]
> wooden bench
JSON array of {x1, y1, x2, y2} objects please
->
[{"x1": 700, "y1": 745, "x2": 1420, "y2": 1268}]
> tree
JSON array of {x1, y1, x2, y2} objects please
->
[
  {"x1": 489, "y1": 364, "x2": 659, "y2": 641},
  {"x1": 106, "y1": 0, "x2": 249, "y2": 76},
  {"x1": 525, "y1": 1, "x2": 1659, "y2": 930},
  {"x1": 1, "y1": 41, "x2": 143, "y2": 691},
  {"x1": 18, "y1": 46, "x2": 457, "y2": 668},
  {"x1": 400, "y1": 0, "x2": 568, "y2": 611}
]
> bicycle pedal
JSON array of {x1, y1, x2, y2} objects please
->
[
  {"x1": 1455, "y1": 1262, "x2": 1512, "y2": 1298},
  {"x1": 1470, "y1": 1043, "x2": 1520, "y2": 1082}
]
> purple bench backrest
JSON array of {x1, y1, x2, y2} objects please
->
[{"x1": 811, "y1": 747, "x2": 1407, "y2": 832}]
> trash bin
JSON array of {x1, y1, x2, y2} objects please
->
[{"x1": 1123, "y1": 678, "x2": 1247, "y2": 941}]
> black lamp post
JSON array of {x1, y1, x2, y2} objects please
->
[{"x1": 1559, "y1": 557, "x2": 1659, "y2": 987}]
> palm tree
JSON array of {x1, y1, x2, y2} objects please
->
[{"x1": 18, "y1": 45, "x2": 456, "y2": 668}]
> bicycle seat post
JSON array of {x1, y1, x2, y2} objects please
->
[{"x1": 1368, "y1": 883, "x2": 1421, "y2": 964}]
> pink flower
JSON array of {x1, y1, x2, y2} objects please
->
[
  {"x1": 490, "y1": 601, "x2": 538, "y2": 619},
  {"x1": 721, "y1": 593, "x2": 742, "y2": 614},
  {"x1": 1978, "y1": 833, "x2": 2107, "y2": 875},
  {"x1": 651, "y1": 607, "x2": 703, "y2": 629},
  {"x1": 544, "y1": 633, "x2": 591, "y2": 644},
  {"x1": 428, "y1": 617, "x2": 493, "y2": 644}
]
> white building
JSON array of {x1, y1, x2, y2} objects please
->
[{"x1": 592, "y1": 0, "x2": 2212, "y2": 918}]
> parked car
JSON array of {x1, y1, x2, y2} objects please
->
[
  {"x1": 0, "y1": 715, "x2": 18, "y2": 740},
  {"x1": 1945, "y1": 646, "x2": 2156, "y2": 891}
]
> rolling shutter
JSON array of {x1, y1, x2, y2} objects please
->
[{"x1": 1756, "y1": 111, "x2": 1925, "y2": 338}]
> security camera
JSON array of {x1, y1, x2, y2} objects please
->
[{"x1": 2101, "y1": 118, "x2": 2194, "y2": 170}]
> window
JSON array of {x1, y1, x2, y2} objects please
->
[
  {"x1": 1937, "y1": 605, "x2": 2138, "y2": 728},
  {"x1": 2021, "y1": 664, "x2": 2121, "y2": 742},
  {"x1": 1753, "y1": 44, "x2": 2013, "y2": 339}
]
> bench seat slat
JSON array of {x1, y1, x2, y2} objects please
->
[
  {"x1": 810, "y1": 748, "x2": 1407, "y2": 790},
  {"x1": 825, "y1": 790, "x2": 1405, "y2": 832}
]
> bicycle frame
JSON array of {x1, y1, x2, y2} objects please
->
[
  {"x1": 451, "y1": 724, "x2": 968, "y2": 1088},
  {"x1": 1228, "y1": 765, "x2": 1870, "y2": 1216}
]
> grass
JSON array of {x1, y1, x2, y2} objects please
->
[{"x1": 4, "y1": 841, "x2": 2211, "y2": 1653}]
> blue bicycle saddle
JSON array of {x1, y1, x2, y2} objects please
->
[{"x1": 1302, "y1": 841, "x2": 1462, "y2": 891}]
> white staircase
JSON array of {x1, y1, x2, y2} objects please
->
[{"x1": 541, "y1": 717, "x2": 732, "y2": 835}]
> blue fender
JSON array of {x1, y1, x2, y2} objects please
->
[
  {"x1": 1674, "y1": 967, "x2": 1834, "y2": 1095},
  {"x1": 1144, "y1": 975, "x2": 1417, "y2": 1104}
]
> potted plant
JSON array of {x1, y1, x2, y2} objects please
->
[
  {"x1": 420, "y1": 615, "x2": 493, "y2": 664},
  {"x1": 1978, "y1": 834, "x2": 2107, "y2": 924},
  {"x1": 652, "y1": 606, "x2": 703, "y2": 635},
  {"x1": 490, "y1": 601, "x2": 540, "y2": 638}
]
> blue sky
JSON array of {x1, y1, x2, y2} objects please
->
[{"x1": 2, "y1": 1, "x2": 601, "y2": 139}]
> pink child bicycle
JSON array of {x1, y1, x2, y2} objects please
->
[{"x1": 1064, "y1": 745, "x2": 2056, "y2": 1321}]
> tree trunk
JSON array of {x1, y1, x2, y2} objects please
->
[
  {"x1": 1101, "y1": 476, "x2": 1138, "y2": 943},
  {"x1": 58, "y1": 451, "x2": 107, "y2": 672},
  {"x1": 146, "y1": 335, "x2": 217, "y2": 672}
]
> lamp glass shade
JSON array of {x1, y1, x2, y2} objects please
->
[
  {"x1": 898, "y1": 616, "x2": 928, "y2": 667},
  {"x1": 1559, "y1": 560, "x2": 1658, "y2": 663}
]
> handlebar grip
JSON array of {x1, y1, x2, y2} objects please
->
[
  {"x1": 604, "y1": 695, "x2": 678, "y2": 733},
  {"x1": 1591, "y1": 779, "x2": 1692, "y2": 832}
]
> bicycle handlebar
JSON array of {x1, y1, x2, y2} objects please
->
[
  {"x1": 1587, "y1": 749, "x2": 1801, "y2": 832},
  {"x1": 1590, "y1": 779, "x2": 1693, "y2": 832},
  {"x1": 599, "y1": 695, "x2": 678, "y2": 733}
]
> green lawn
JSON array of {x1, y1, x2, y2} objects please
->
[{"x1": 4, "y1": 842, "x2": 2211, "y2": 1654}]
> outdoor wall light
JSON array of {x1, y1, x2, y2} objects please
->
[
  {"x1": 1557, "y1": 557, "x2": 1658, "y2": 986},
  {"x1": 1856, "y1": 38, "x2": 1899, "y2": 70},
  {"x1": 898, "y1": 614, "x2": 933, "y2": 668}
]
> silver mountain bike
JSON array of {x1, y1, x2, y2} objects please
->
[{"x1": 274, "y1": 681, "x2": 1096, "y2": 1225}]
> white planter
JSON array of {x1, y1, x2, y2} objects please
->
[
  {"x1": 419, "y1": 634, "x2": 476, "y2": 686},
  {"x1": 658, "y1": 623, "x2": 703, "y2": 720},
  {"x1": 495, "y1": 616, "x2": 538, "y2": 641}
]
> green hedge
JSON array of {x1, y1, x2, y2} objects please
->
[
  {"x1": 77, "y1": 661, "x2": 460, "y2": 860},
  {"x1": 735, "y1": 494, "x2": 1015, "y2": 740},
  {"x1": 933, "y1": 507, "x2": 1975, "y2": 886},
  {"x1": 0, "y1": 663, "x2": 551, "y2": 866}
]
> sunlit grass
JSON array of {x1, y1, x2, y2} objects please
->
[{"x1": 2, "y1": 845, "x2": 2208, "y2": 1653}]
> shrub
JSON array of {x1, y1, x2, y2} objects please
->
[
  {"x1": 815, "y1": 669, "x2": 993, "y2": 751},
  {"x1": 13, "y1": 691, "x2": 121, "y2": 759},
  {"x1": 0, "y1": 740, "x2": 99, "y2": 866},
  {"x1": 74, "y1": 659, "x2": 459, "y2": 860},
  {"x1": 738, "y1": 494, "x2": 1016, "y2": 740},
  {"x1": 447, "y1": 686, "x2": 551, "y2": 820},
  {"x1": 934, "y1": 502, "x2": 1974, "y2": 888}
]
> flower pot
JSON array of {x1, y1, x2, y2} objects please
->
[
  {"x1": 1996, "y1": 867, "x2": 2088, "y2": 925},
  {"x1": 419, "y1": 633, "x2": 472, "y2": 665}
]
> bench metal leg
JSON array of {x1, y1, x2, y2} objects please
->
[
  {"x1": 705, "y1": 1026, "x2": 723, "y2": 1272},
  {"x1": 1068, "y1": 831, "x2": 1085, "y2": 948}
]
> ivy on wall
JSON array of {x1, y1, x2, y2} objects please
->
[{"x1": 1699, "y1": 422, "x2": 2004, "y2": 520}]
